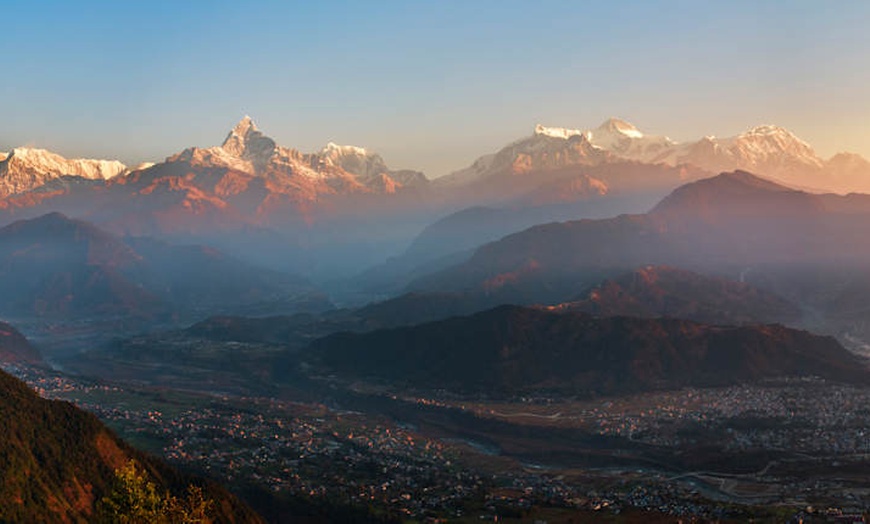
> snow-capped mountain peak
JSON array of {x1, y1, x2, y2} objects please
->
[
  {"x1": 742, "y1": 124, "x2": 797, "y2": 137},
  {"x1": 0, "y1": 147, "x2": 127, "y2": 197},
  {"x1": 583, "y1": 118, "x2": 675, "y2": 162},
  {"x1": 229, "y1": 115, "x2": 257, "y2": 138},
  {"x1": 736, "y1": 124, "x2": 815, "y2": 152},
  {"x1": 730, "y1": 124, "x2": 819, "y2": 163},
  {"x1": 533, "y1": 124, "x2": 585, "y2": 140},
  {"x1": 220, "y1": 116, "x2": 275, "y2": 159},
  {"x1": 4, "y1": 148, "x2": 126, "y2": 179},
  {"x1": 596, "y1": 117, "x2": 645, "y2": 139},
  {"x1": 320, "y1": 142, "x2": 368, "y2": 158}
]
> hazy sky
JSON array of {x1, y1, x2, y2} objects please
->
[{"x1": 2, "y1": 1, "x2": 869, "y2": 177}]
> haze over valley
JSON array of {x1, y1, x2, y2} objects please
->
[{"x1": 3, "y1": 2, "x2": 870, "y2": 522}]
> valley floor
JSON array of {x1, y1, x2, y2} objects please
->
[{"x1": 4, "y1": 363, "x2": 868, "y2": 523}]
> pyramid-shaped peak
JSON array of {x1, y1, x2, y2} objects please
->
[
  {"x1": 221, "y1": 116, "x2": 275, "y2": 158},
  {"x1": 229, "y1": 115, "x2": 258, "y2": 137},
  {"x1": 597, "y1": 117, "x2": 643, "y2": 137}
]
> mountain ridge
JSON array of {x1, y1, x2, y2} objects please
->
[
  {"x1": 409, "y1": 170, "x2": 870, "y2": 305},
  {"x1": 307, "y1": 305, "x2": 868, "y2": 396}
]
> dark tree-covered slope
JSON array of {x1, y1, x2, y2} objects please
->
[
  {"x1": 307, "y1": 305, "x2": 868, "y2": 397},
  {"x1": 0, "y1": 368, "x2": 262, "y2": 523}
]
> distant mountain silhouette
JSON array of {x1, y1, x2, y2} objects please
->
[
  {"x1": 0, "y1": 212, "x2": 327, "y2": 320},
  {"x1": 411, "y1": 171, "x2": 870, "y2": 304}
]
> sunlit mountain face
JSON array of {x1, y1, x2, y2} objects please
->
[
  {"x1": 3, "y1": 115, "x2": 870, "y2": 523},
  {"x1": 5, "y1": 1, "x2": 870, "y2": 520}
]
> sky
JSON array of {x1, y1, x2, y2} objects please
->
[{"x1": 2, "y1": 1, "x2": 869, "y2": 177}]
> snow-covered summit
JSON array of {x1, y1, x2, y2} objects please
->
[
  {"x1": 595, "y1": 117, "x2": 645, "y2": 139},
  {"x1": 533, "y1": 124, "x2": 585, "y2": 140},
  {"x1": 734, "y1": 125, "x2": 817, "y2": 156},
  {"x1": 580, "y1": 118, "x2": 675, "y2": 163},
  {"x1": 3, "y1": 148, "x2": 126, "y2": 180},
  {"x1": 320, "y1": 142, "x2": 368, "y2": 157},
  {"x1": 165, "y1": 117, "x2": 425, "y2": 192},
  {"x1": 219, "y1": 116, "x2": 277, "y2": 166},
  {"x1": 0, "y1": 147, "x2": 127, "y2": 197}
]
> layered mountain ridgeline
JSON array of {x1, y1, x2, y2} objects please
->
[
  {"x1": 81, "y1": 265, "x2": 809, "y2": 390},
  {"x1": 65, "y1": 291, "x2": 495, "y2": 392},
  {"x1": 0, "y1": 320, "x2": 43, "y2": 364},
  {"x1": 187, "y1": 291, "x2": 488, "y2": 345},
  {"x1": 307, "y1": 305, "x2": 869, "y2": 397},
  {"x1": 0, "y1": 368, "x2": 261, "y2": 523},
  {"x1": 354, "y1": 185, "x2": 669, "y2": 295},
  {"x1": 411, "y1": 171, "x2": 870, "y2": 305},
  {"x1": 0, "y1": 212, "x2": 327, "y2": 322},
  {"x1": 557, "y1": 266, "x2": 802, "y2": 326}
]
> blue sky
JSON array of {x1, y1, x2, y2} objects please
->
[{"x1": 2, "y1": 1, "x2": 869, "y2": 176}]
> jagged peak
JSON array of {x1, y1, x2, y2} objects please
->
[
  {"x1": 231, "y1": 115, "x2": 257, "y2": 136},
  {"x1": 220, "y1": 115, "x2": 276, "y2": 161},
  {"x1": 221, "y1": 115, "x2": 262, "y2": 149}
]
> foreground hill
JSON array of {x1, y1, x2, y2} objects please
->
[
  {"x1": 307, "y1": 305, "x2": 867, "y2": 397},
  {"x1": 0, "y1": 367, "x2": 261, "y2": 522}
]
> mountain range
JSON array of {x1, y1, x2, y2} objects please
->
[
  {"x1": 2, "y1": 117, "x2": 868, "y2": 281},
  {"x1": 439, "y1": 118, "x2": 870, "y2": 194}
]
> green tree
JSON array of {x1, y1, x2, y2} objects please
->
[{"x1": 96, "y1": 460, "x2": 212, "y2": 523}]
